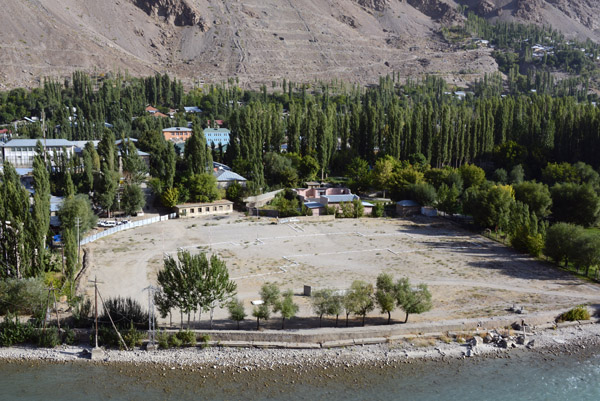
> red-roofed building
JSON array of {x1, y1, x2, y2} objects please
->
[
  {"x1": 145, "y1": 105, "x2": 159, "y2": 113},
  {"x1": 206, "y1": 120, "x2": 224, "y2": 128}
]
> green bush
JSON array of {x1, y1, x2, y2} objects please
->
[
  {"x1": 557, "y1": 306, "x2": 590, "y2": 322},
  {"x1": 35, "y1": 327, "x2": 61, "y2": 348},
  {"x1": 168, "y1": 333, "x2": 182, "y2": 348},
  {"x1": 372, "y1": 203, "x2": 384, "y2": 218},
  {"x1": 176, "y1": 330, "x2": 197, "y2": 347},
  {"x1": 71, "y1": 298, "x2": 92, "y2": 328},
  {"x1": 0, "y1": 315, "x2": 34, "y2": 346},
  {"x1": 94, "y1": 325, "x2": 121, "y2": 348},
  {"x1": 100, "y1": 297, "x2": 148, "y2": 330},
  {"x1": 123, "y1": 322, "x2": 144, "y2": 349},
  {"x1": 0, "y1": 278, "x2": 46, "y2": 315},
  {"x1": 199, "y1": 334, "x2": 210, "y2": 349},
  {"x1": 157, "y1": 331, "x2": 169, "y2": 349},
  {"x1": 62, "y1": 327, "x2": 76, "y2": 345}
]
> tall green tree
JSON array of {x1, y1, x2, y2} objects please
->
[
  {"x1": 347, "y1": 280, "x2": 374, "y2": 327},
  {"x1": 30, "y1": 142, "x2": 51, "y2": 275},
  {"x1": 395, "y1": 278, "x2": 433, "y2": 323},
  {"x1": 121, "y1": 184, "x2": 145, "y2": 216},
  {"x1": 375, "y1": 273, "x2": 396, "y2": 324}
]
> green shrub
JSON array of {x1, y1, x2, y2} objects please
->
[
  {"x1": 71, "y1": 298, "x2": 92, "y2": 328},
  {"x1": 100, "y1": 297, "x2": 148, "y2": 330},
  {"x1": 0, "y1": 315, "x2": 34, "y2": 346},
  {"x1": 62, "y1": 327, "x2": 76, "y2": 345},
  {"x1": 557, "y1": 306, "x2": 590, "y2": 322},
  {"x1": 94, "y1": 325, "x2": 121, "y2": 348},
  {"x1": 35, "y1": 327, "x2": 61, "y2": 348},
  {"x1": 176, "y1": 330, "x2": 196, "y2": 347},
  {"x1": 0, "y1": 278, "x2": 46, "y2": 315},
  {"x1": 168, "y1": 334, "x2": 182, "y2": 348},
  {"x1": 199, "y1": 334, "x2": 210, "y2": 349},
  {"x1": 123, "y1": 322, "x2": 144, "y2": 349},
  {"x1": 372, "y1": 203, "x2": 384, "y2": 218},
  {"x1": 157, "y1": 331, "x2": 169, "y2": 349}
]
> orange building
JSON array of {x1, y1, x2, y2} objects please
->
[{"x1": 162, "y1": 127, "x2": 192, "y2": 142}]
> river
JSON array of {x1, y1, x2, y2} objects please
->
[{"x1": 1, "y1": 348, "x2": 598, "y2": 400}]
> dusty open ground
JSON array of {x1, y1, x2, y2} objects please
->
[{"x1": 82, "y1": 214, "x2": 600, "y2": 328}]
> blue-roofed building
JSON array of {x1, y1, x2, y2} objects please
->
[
  {"x1": 295, "y1": 186, "x2": 373, "y2": 216},
  {"x1": 214, "y1": 169, "x2": 247, "y2": 189},
  {"x1": 204, "y1": 128, "x2": 230, "y2": 146},
  {"x1": 1, "y1": 139, "x2": 76, "y2": 168},
  {"x1": 184, "y1": 106, "x2": 202, "y2": 113}
]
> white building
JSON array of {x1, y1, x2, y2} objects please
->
[{"x1": 1, "y1": 139, "x2": 75, "y2": 168}]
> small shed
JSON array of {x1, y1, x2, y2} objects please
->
[{"x1": 396, "y1": 200, "x2": 420, "y2": 217}]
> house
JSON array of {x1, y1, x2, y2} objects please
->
[
  {"x1": 163, "y1": 127, "x2": 193, "y2": 142},
  {"x1": 174, "y1": 200, "x2": 234, "y2": 218},
  {"x1": 396, "y1": 200, "x2": 421, "y2": 217},
  {"x1": 151, "y1": 112, "x2": 168, "y2": 118},
  {"x1": 204, "y1": 128, "x2": 230, "y2": 146},
  {"x1": 184, "y1": 106, "x2": 202, "y2": 113},
  {"x1": 1, "y1": 139, "x2": 76, "y2": 168},
  {"x1": 145, "y1": 105, "x2": 159, "y2": 114},
  {"x1": 215, "y1": 169, "x2": 247, "y2": 189},
  {"x1": 206, "y1": 120, "x2": 224, "y2": 128},
  {"x1": 115, "y1": 138, "x2": 150, "y2": 169},
  {"x1": 295, "y1": 187, "x2": 372, "y2": 216}
]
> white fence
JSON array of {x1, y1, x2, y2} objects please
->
[{"x1": 80, "y1": 213, "x2": 177, "y2": 246}]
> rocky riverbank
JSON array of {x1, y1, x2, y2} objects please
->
[{"x1": 1, "y1": 321, "x2": 599, "y2": 371}]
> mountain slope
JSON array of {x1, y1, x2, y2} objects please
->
[{"x1": 0, "y1": 0, "x2": 596, "y2": 89}]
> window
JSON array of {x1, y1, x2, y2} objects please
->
[{"x1": 190, "y1": 208, "x2": 195, "y2": 213}]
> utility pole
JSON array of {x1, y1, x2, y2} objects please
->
[
  {"x1": 88, "y1": 276, "x2": 103, "y2": 349},
  {"x1": 143, "y1": 286, "x2": 157, "y2": 350}
]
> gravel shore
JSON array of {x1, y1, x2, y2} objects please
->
[{"x1": 1, "y1": 321, "x2": 599, "y2": 371}]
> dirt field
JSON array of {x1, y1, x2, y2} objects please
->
[{"x1": 82, "y1": 213, "x2": 600, "y2": 328}]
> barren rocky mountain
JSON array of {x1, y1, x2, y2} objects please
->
[{"x1": 0, "y1": 0, "x2": 598, "y2": 89}]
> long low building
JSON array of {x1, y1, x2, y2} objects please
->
[
  {"x1": 174, "y1": 200, "x2": 234, "y2": 218},
  {"x1": 1, "y1": 139, "x2": 75, "y2": 168}
]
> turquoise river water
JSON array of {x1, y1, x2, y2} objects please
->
[{"x1": 0, "y1": 348, "x2": 599, "y2": 400}]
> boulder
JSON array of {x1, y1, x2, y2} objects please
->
[{"x1": 470, "y1": 336, "x2": 484, "y2": 347}]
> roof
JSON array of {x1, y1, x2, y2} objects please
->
[
  {"x1": 174, "y1": 199, "x2": 233, "y2": 208},
  {"x1": 213, "y1": 161, "x2": 231, "y2": 171},
  {"x1": 3, "y1": 139, "x2": 74, "y2": 147},
  {"x1": 397, "y1": 200, "x2": 420, "y2": 207},
  {"x1": 163, "y1": 127, "x2": 192, "y2": 132},
  {"x1": 362, "y1": 201, "x2": 374, "y2": 207},
  {"x1": 151, "y1": 112, "x2": 168, "y2": 118},
  {"x1": 204, "y1": 128, "x2": 230, "y2": 134},
  {"x1": 304, "y1": 202, "x2": 324, "y2": 209},
  {"x1": 145, "y1": 106, "x2": 158, "y2": 112},
  {"x1": 71, "y1": 140, "x2": 100, "y2": 150},
  {"x1": 215, "y1": 170, "x2": 247, "y2": 182},
  {"x1": 184, "y1": 106, "x2": 202, "y2": 113},
  {"x1": 115, "y1": 138, "x2": 138, "y2": 145},
  {"x1": 50, "y1": 196, "x2": 64, "y2": 213},
  {"x1": 323, "y1": 194, "x2": 359, "y2": 203}
]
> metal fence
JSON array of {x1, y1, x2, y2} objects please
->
[{"x1": 79, "y1": 213, "x2": 177, "y2": 246}]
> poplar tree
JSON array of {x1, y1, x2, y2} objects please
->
[{"x1": 30, "y1": 141, "x2": 50, "y2": 276}]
